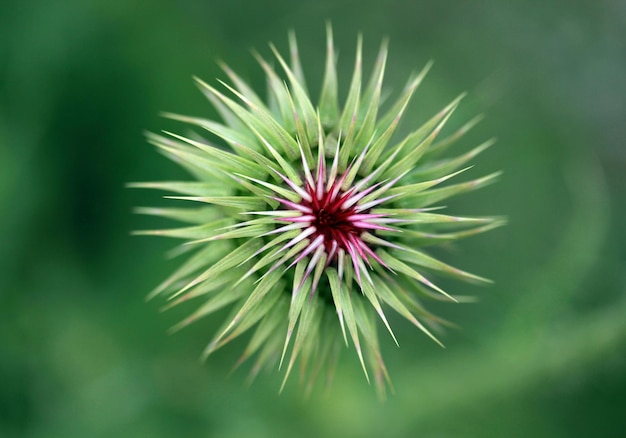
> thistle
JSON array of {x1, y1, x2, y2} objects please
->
[{"x1": 131, "y1": 27, "x2": 503, "y2": 397}]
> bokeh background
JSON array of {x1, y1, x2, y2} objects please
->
[{"x1": 2, "y1": 0, "x2": 625, "y2": 437}]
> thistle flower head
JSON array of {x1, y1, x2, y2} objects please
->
[{"x1": 132, "y1": 27, "x2": 503, "y2": 397}]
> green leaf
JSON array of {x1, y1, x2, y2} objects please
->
[
  {"x1": 146, "y1": 132, "x2": 231, "y2": 183},
  {"x1": 280, "y1": 294, "x2": 322, "y2": 392},
  {"x1": 362, "y1": 61, "x2": 432, "y2": 173},
  {"x1": 351, "y1": 297, "x2": 391, "y2": 398},
  {"x1": 338, "y1": 35, "x2": 363, "y2": 168},
  {"x1": 377, "y1": 249, "x2": 457, "y2": 302},
  {"x1": 393, "y1": 246, "x2": 491, "y2": 283},
  {"x1": 163, "y1": 268, "x2": 243, "y2": 310},
  {"x1": 195, "y1": 76, "x2": 300, "y2": 161},
  {"x1": 165, "y1": 195, "x2": 267, "y2": 212},
  {"x1": 164, "y1": 131, "x2": 267, "y2": 180},
  {"x1": 207, "y1": 269, "x2": 284, "y2": 355},
  {"x1": 215, "y1": 281, "x2": 284, "y2": 351},
  {"x1": 188, "y1": 223, "x2": 272, "y2": 245},
  {"x1": 425, "y1": 113, "x2": 484, "y2": 158},
  {"x1": 280, "y1": 82, "x2": 315, "y2": 166},
  {"x1": 235, "y1": 297, "x2": 289, "y2": 369},
  {"x1": 374, "y1": 61, "x2": 432, "y2": 137},
  {"x1": 360, "y1": 275, "x2": 398, "y2": 346},
  {"x1": 234, "y1": 230, "x2": 302, "y2": 285},
  {"x1": 386, "y1": 167, "x2": 471, "y2": 200},
  {"x1": 146, "y1": 241, "x2": 231, "y2": 300},
  {"x1": 372, "y1": 276, "x2": 443, "y2": 346},
  {"x1": 271, "y1": 42, "x2": 318, "y2": 145},
  {"x1": 354, "y1": 38, "x2": 387, "y2": 151},
  {"x1": 318, "y1": 23, "x2": 339, "y2": 127},
  {"x1": 326, "y1": 268, "x2": 347, "y2": 344},
  {"x1": 160, "y1": 112, "x2": 258, "y2": 154},
  {"x1": 382, "y1": 95, "x2": 463, "y2": 180},
  {"x1": 288, "y1": 30, "x2": 308, "y2": 94},
  {"x1": 327, "y1": 268, "x2": 369, "y2": 382},
  {"x1": 133, "y1": 206, "x2": 219, "y2": 224},
  {"x1": 254, "y1": 51, "x2": 297, "y2": 134},
  {"x1": 399, "y1": 171, "x2": 502, "y2": 207},
  {"x1": 199, "y1": 79, "x2": 259, "y2": 143},
  {"x1": 168, "y1": 278, "x2": 249, "y2": 333},
  {"x1": 396, "y1": 220, "x2": 507, "y2": 245},
  {"x1": 372, "y1": 210, "x2": 502, "y2": 226},
  {"x1": 279, "y1": 260, "x2": 310, "y2": 368},
  {"x1": 172, "y1": 239, "x2": 262, "y2": 299},
  {"x1": 412, "y1": 138, "x2": 496, "y2": 181},
  {"x1": 219, "y1": 61, "x2": 266, "y2": 108},
  {"x1": 127, "y1": 180, "x2": 229, "y2": 197},
  {"x1": 131, "y1": 218, "x2": 232, "y2": 240}
]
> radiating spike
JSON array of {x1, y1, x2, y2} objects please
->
[
  {"x1": 351, "y1": 221, "x2": 396, "y2": 232},
  {"x1": 300, "y1": 245, "x2": 326, "y2": 293},
  {"x1": 316, "y1": 145, "x2": 325, "y2": 200},
  {"x1": 326, "y1": 132, "x2": 342, "y2": 191},
  {"x1": 355, "y1": 193, "x2": 401, "y2": 212},
  {"x1": 268, "y1": 167, "x2": 312, "y2": 202},
  {"x1": 270, "y1": 197, "x2": 313, "y2": 213},
  {"x1": 340, "y1": 181, "x2": 385, "y2": 209},
  {"x1": 277, "y1": 215, "x2": 316, "y2": 223},
  {"x1": 286, "y1": 235, "x2": 325, "y2": 270},
  {"x1": 261, "y1": 221, "x2": 308, "y2": 237},
  {"x1": 298, "y1": 140, "x2": 315, "y2": 189},
  {"x1": 325, "y1": 240, "x2": 339, "y2": 267},
  {"x1": 337, "y1": 248, "x2": 345, "y2": 284},
  {"x1": 279, "y1": 226, "x2": 317, "y2": 252}
]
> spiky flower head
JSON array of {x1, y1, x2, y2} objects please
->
[{"x1": 132, "y1": 27, "x2": 503, "y2": 397}]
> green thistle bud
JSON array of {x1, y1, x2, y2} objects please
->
[{"x1": 131, "y1": 27, "x2": 503, "y2": 397}]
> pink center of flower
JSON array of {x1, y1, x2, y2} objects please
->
[
  {"x1": 263, "y1": 144, "x2": 403, "y2": 290},
  {"x1": 306, "y1": 186, "x2": 361, "y2": 255}
]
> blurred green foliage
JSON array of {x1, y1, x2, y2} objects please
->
[{"x1": 1, "y1": 0, "x2": 625, "y2": 437}]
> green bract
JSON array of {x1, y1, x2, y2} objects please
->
[{"x1": 132, "y1": 27, "x2": 503, "y2": 397}]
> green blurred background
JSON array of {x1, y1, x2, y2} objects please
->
[{"x1": 2, "y1": 0, "x2": 625, "y2": 437}]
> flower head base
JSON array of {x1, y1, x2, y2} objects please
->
[
  {"x1": 266, "y1": 139, "x2": 401, "y2": 292},
  {"x1": 132, "y1": 28, "x2": 503, "y2": 397}
]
